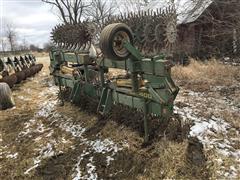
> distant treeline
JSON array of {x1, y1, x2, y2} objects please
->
[{"x1": 0, "y1": 50, "x2": 32, "y2": 57}]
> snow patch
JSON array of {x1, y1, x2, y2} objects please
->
[
  {"x1": 18, "y1": 96, "x2": 32, "y2": 101},
  {"x1": 18, "y1": 98, "x2": 58, "y2": 139},
  {"x1": 86, "y1": 157, "x2": 98, "y2": 180},
  {"x1": 174, "y1": 89, "x2": 240, "y2": 178},
  {"x1": 59, "y1": 120, "x2": 86, "y2": 138},
  {"x1": 106, "y1": 156, "x2": 114, "y2": 166},
  {"x1": 89, "y1": 139, "x2": 120, "y2": 154},
  {"x1": 6, "y1": 152, "x2": 18, "y2": 159},
  {"x1": 36, "y1": 100, "x2": 58, "y2": 118},
  {"x1": 38, "y1": 86, "x2": 58, "y2": 97},
  {"x1": 45, "y1": 130, "x2": 54, "y2": 137},
  {"x1": 72, "y1": 138, "x2": 123, "y2": 179},
  {"x1": 189, "y1": 117, "x2": 230, "y2": 139},
  {"x1": 18, "y1": 119, "x2": 36, "y2": 137},
  {"x1": 175, "y1": 103, "x2": 239, "y2": 161},
  {"x1": 24, "y1": 143, "x2": 56, "y2": 175}
]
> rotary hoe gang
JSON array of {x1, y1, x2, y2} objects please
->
[
  {"x1": 49, "y1": 6, "x2": 179, "y2": 142},
  {"x1": 51, "y1": 6, "x2": 177, "y2": 56},
  {"x1": 0, "y1": 54, "x2": 43, "y2": 88}
]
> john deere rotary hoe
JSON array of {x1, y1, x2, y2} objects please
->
[{"x1": 49, "y1": 7, "x2": 179, "y2": 142}]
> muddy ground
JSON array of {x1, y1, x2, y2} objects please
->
[{"x1": 0, "y1": 57, "x2": 239, "y2": 179}]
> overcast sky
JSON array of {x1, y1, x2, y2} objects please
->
[{"x1": 0, "y1": 0, "x2": 59, "y2": 48}]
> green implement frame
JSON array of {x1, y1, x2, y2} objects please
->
[{"x1": 49, "y1": 42, "x2": 179, "y2": 142}]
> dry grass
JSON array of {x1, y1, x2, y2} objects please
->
[
  {"x1": 220, "y1": 110, "x2": 240, "y2": 129},
  {"x1": 206, "y1": 150, "x2": 240, "y2": 179},
  {"x1": 140, "y1": 140, "x2": 210, "y2": 179},
  {"x1": 1, "y1": 56, "x2": 238, "y2": 179},
  {"x1": 32, "y1": 51, "x2": 49, "y2": 58},
  {"x1": 146, "y1": 141, "x2": 188, "y2": 179},
  {"x1": 172, "y1": 59, "x2": 240, "y2": 87},
  {"x1": 172, "y1": 58, "x2": 240, "y2": 128}
]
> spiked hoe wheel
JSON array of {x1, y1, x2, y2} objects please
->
[
  {"x1": 51, "y1": 22, "x2": 97, "y2": 51},
  {"x1": 51, "y1": 5, "x2": 177, "y2": 56},
  {"x1": 100, "y1": 23, "x2": 134, "y2": 60},
  {"x1": 102, "y1": 6, "x2": 177, "y2": 55}
]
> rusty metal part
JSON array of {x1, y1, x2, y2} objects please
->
[
  {"x1": 0, "y1": 55, "x2": 43, "y2": 88},
  {"x1": 15, "y1": 71, "x2": 25, "y2": 83},
  {"x1": 35, "y1": 64, "x2": 43, "y2": 72},
  {"x1": 0, "y1": 74, "x2": 18, "y2": 88}
]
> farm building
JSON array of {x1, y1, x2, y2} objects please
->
[{"x1": 146, "y1": 0, "x2": 240, "y2": 59}]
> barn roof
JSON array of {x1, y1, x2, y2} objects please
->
[{"x1": 145, "y1": 0, "x2": 213, "y2": 24}]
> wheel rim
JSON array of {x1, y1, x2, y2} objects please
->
[{"x1": 112, "y1": 31, "x2": 130, "y2": 58}]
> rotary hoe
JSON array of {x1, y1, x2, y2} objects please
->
[
  {"x1": 49, "y1": 7, "x2": 179, "y2": 142},
  {"x1": 0, "y1": 54, "x2": 43, "y2": 88}
]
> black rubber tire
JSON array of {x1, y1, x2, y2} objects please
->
[
  {"x1": 100, "y1": 23, "x2": 133, "y2": 61},
  {"x1": 0, "y1": 82, "x2": 15, "y2": 110}
]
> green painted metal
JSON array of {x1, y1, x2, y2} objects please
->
[
  {"x1": 49, "y1": 42, "x2": 179, "y2": 142},
  {"x1": 143, "y1": 100, "x2": 149, "y2": 142},
  {"x1": 71, "y1": 82, "x2": 81, "y2": 104},
  {"x1": 97, "y1": 87, "x2": 113, "y2": 115}
]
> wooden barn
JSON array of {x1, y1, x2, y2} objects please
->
[{"x1": 147, "y1": 0, "x2": 240, "y2": 60}]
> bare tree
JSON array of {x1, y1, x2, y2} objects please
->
[
  {"x1": 29, "y1": 44, "x2": 41, "y2": 52},
  {"x1": 188, "y1": 0, "x2": 240, "y2": 55},
  {"x1": 114, "y1": 0, "x2": 152, "y2": 14},
  {"x1": 42, "y1": 0, "x2": 91, "y2": 24},
  {"x1": 5, "y1": 23, "x2": 17, "y2": 52},
  {"x1": 17, "y1": 38, "x2": 29, "y2": 51},
  {"x1": 43, "y1": 41, "x2": 55, "y2": 51},
  {"x1": 0, "y1": 38, "x2": 7, "y2": 52},
  {"x1": 85, "y1": 0, "x2": 116, "y2": 29}
]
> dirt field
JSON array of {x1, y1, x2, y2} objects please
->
[{"x1": 0, "y1": 57, "x2": 239, "y2": 179}]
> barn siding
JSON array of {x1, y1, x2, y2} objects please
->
[
  {"x1": 177, "y1": 24, "x2": 196, "y2": 55},
  {"x1": 175, "y1": 1, "x2": 240, "y2": 60}
]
